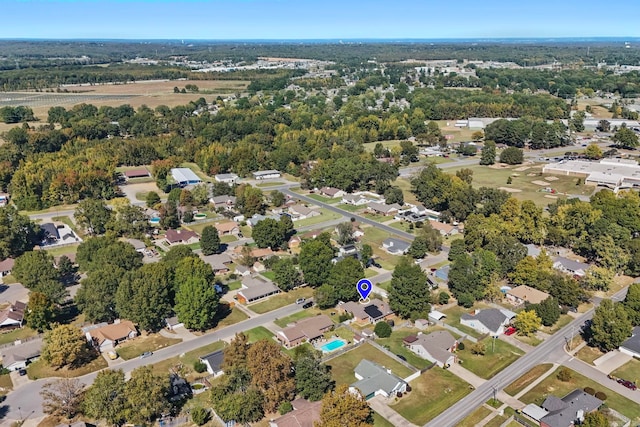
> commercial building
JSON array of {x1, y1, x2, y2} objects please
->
[
  {"x1": 170, "y1": 168, "x2": 202, "y2": 186},
  {"x1": 543, "y1": 159, "x2": 640, "y2": 193}
]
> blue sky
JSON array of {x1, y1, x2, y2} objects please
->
[{"x1": 2, "y1": 0, "x2": 638, "y2": 40}]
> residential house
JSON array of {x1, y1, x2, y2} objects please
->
[
  {"x1": 276, "y1": 314, "x2": 334, "y2": 348},
  {"x1": 247, "y1": 213, "x2": 281, "y2": 227},
  {"x1": 170, "y1": 168, "x2": 202, "y2": 186},
  {"x1": 210, "y1": 195, "x2": 237, "y2": 211},
  {"x1": 125, "y1": 238, "x2": 146, "y2": 253},
  {"x1": 123, "y1": 168, "x2": 150, "y2": 180},
  {"x1": 235, "y1": 265, "x2": 252, "y2": 277},
  {"x1": 338, "y1": 245, "x2": 359, "y2": 258},
  {"x1": 164, "y1": 229, "x2": 200, "y2": 246},
  {"x1": 460, "y1": 308, "x2": 515, "y2": 335},
  {"x1": 404, "y1": 330, "x2": 458, "y2": 368},
  {"x1": 1, "y1": 338, "x2": 44, "y2": 371},
  {"x1": 428, "y1": 220, "x2": 458, "y2": 237},
  {"x1": 340, "y1": 299, "x2": 394, "y2": 324},
  {"x1": 270, "y1": 398, "x2": 321, "y2": 427},
  {"x1": 0, "y1": 257, "x2": 15, "y2": 278},
  {"x1": 553, "y1": 257, "x2": 590, "y2": 277},
  {"x1": 199, "y1": 350, "x2": 225, "y2": 377},
  {"x1": 506, "y1": 285, "x2": 551, "y2": 306},
  {"x1": 288, "y1": 235, "x2": 302, "y2": 249},
  {"x1": 86, "y1": 320, "x2": 138, "y2": 352},
  {"x1": 41, "y1": 222, "x2": 60, "y2": 242},
  {"x1": 620, "y1": 326, "x2": 640, "y2": 358},
  {"x1": 367, "y1": 202, "x2": 401, "y2": 216},
  {"x1": 252, "y1": 170, "x2": 281, "y2": 180},
  {"x1": 233, "y1": 246, "x2": 274, "y2": 260},
  {"x1": 341, "y1": 193, "x2": 377, "y2": 206},
  {"x1": 410, "y1": 204, "x2": 440, "y2": 220},
  {"x1": 237, "y1": 275, "x2": 280, "y2": 304},
  {"x1": 288, "y1": 204, "x2": 321, "y2": 221},
  {"x1": 382, "y1": 238, "x2": 410, "y2": 255},
  {"x1": 525, "y1": 389, "x2": 603, "y2": 427},
  {"x1": 349, "y1": 359, "x2": 407, "y2": 400},
  {"x1": 165, "y1": 315, "x2": 184, "y2": 331},
  {"x1": 318, "y1": 187, "x2": 345, "y2": 198},
  {"x1": 0, "y1": 301, "x2": 26, "y2": 328},
  {"x1": 215, "y1": 221, "x2": 240, "y2": 236},
  {"x1": 215, "y1": 173, "x2": 239, "y2": 184},
  {"x1": 201, "y1": 253, "x2": 233, "y2": 275}
]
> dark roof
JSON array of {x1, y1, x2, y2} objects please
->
[
  {"x1": 123, "y1": 168, "x2": 150, "y2": 178},
  {"x1": 540, "y1": 390, "x2": 602, "y2": 427},
  {"x1": 461, "y1": 309, "x2": 509, "y2": 334},
  {"x1": 41, "y1": 222, "x2": 59, "y2": 239},
  {"x1": 364, "y1": 305, "x2": 384, "y2": 320},
  {"x1": 403, "y1": 334, "x2": 418, "y2": 344},
  {"x1": 199, "y1": 350, "x2": 224, "y2": 373},
  {"x1": 621, "y1": 326, "x2": 640, "y2": 355}
]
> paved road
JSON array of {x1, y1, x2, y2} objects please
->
[
  {"x1": 1, "y1": 302, "x2": 304, "y2": 422},
  {"x1": 425, "y1": 287, "x2": 630, "y2": 427}
]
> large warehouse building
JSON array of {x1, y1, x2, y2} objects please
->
[{"x1": 543, "y1": 158, "x2": 640, "y2": 192}]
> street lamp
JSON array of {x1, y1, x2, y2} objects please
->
[{"x1": 18, "y1": 406, "x2": 22, "y2": 422}]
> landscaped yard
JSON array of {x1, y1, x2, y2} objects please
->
[
  {"x1": 504, "y1": 363, "x2": 553, "y2": 396},
  {"x1": 0, "y1": 327, "x2": 38, "y2": 346},
  {"x1": 324, "y1": 343, "x2": 414, "y2": 386},
  {"x1": 373, "y1": 411, "x2": 394, "y2": 427},
  {"x1": 293, "y1": 208, "x2": 342, "y2": 228},
  {"x1": 248, "y1": 287, "x2": 314, "y2": 314},
  {"x1": 0, "y1": 374, "x2": 13, "y2": 394},
  {"x1": 456, "y1": 337, "x2": 524, "y2": 379},
  {"x1": 359, "y1": 226, "x2": 401, "y2": 271},
  {"x1": 220, "y1": 234, "x2": 237, "y2": 243},
  {"x1": 212, "y1": 304, "x2": 249, "y2": 329},
  {"x1": 226, "y1": 280, "x2": 242, "y2": 291},
  {"x1": 520, "y1": 366, "x2": 640, "y2": 422},
  {"x1": 442, "y1": 303, "x2": 491, "y2": 339},
  {"x1": 116, "y1": 334, "x2": 182, "y2": 360},
  {"x1": 307, "y1": 194, "x2": 340, "y2": 204},
  {"x1": 458, "y1": 406, "x2": 493, "y2": 427},
  {"x1": 43, "y1": 243, "x2": 80, "y2": 258},
  {"x1": 376, "y1": 327, "x2": 438, "y2": 370},
  {"x1": 574, "y1": 340, "x2": 605, "y2": 365},
  {"x1": 611, "y1": 358, "x2": 640, "y2": 383},
  {"x1": 335, "y1": 203, "x2": 363, "y2": 213},
  {"x1": 391, "y1": 368, "x2": 472, "y2": 425},
  {"x1": 28, "y1": 354, "x2": 108, "y2": 380},
  {"x1": 245, "y1": 326, "x2": 274, "y2": 343},
  {"x1": 151, "y1": 341, "x2": 226, "y2": 381},
  {"x1": 274, "y1": 310, "x2": 315, "y2": 328},
  {"x1": 261, "y1": 271, "x2": 276, "y2": 280}
]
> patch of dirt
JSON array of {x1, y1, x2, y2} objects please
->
[
  {"x1": 498, "y1": 187, "x2": 523, "y2": 193},
  {"x1": 545, "y1": 176, "x2": 559, "y2": 181},
  {"x1": 544, "y1": 195, "x2": 558, "y2": 199},
  {"x1": 531, "y1": 180, "x2": 551, "y2": 186}
]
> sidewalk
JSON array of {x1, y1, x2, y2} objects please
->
[{"x1": 368, "y1": 395, "x2": 418, "y2": 427}]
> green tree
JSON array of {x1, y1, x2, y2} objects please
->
[
  {"x1": 335, "y1": 222, "x2": 355, "y2": 246},
  {"x1": 253, "y1": 218, "x2": 286, "y2": 249},
  {"x1": 584, "y1": 144, "x2": 603, "y2": 160},
  {"x1": 270, "y1": 190, "x2": 285, "y2": 207},
  {"x1": 326, "y1": 257, "x2": 364, "y2": 302},
  {"x1": 124, "y1": 366, "x2": 170, "y2": 424},
  {"x1": 569, "y1": 110, "x2": 586, "y2": 133},
  {"x1": 0, "y1": 206, "x2": 41, "y2": 260},
  {"x1": 12, "y1": 250, "x2": 59, "y2": 289},
  {"x1": 448, "y1": 239, "x2": 466, "y2": 261},
  {"x1": 294, "y1": 351, "x2": 334, "y2": 401},
  {"x1": 174, "y1": 276, "x2": 220, "y2": 331},
  {"x1": 513, "y1": 310, "x2": 541, "y2": 336},
  {"x1": 221, "y1": 332, "x2": 249, "y2": 374},
  {"x1": 597, "y1": 119, "x2": 611, "y2": 132},
  {"x1": 159, "y1": 201, "x2": 180, "y2": 229},
  {"x1": 361, "y1": 244, "x2": 373, "y2": 268},
  {"x1": 146, "y1": 191, "x2": 161, "y2": 207},
  {"x1": 317, "y1": 384, "x2": 373, "y2": 427},
  {"x1": 480, "y1": 140, "x2": 496, "y2": 165},
  {"x1": 590, "y1": 299, "x2": 633, "y2": 351},
  {"x1": 56, "y1": 255, "x2": 76, "y2": 282},
  {"x1": 374, "y1": 321, "x2": 392, "y2": 338},
  {"x1": 582, "y1": 411, "x2": 609, "y2": 427},
  {"x1": 42, "y1": 324, "x2": 91, "y2": 369},
  {"x1": 581, "y1": 266, "x2": 614, "y2": 291},
  {"x1": 315, "y1": 283, "x2": 339, "y2": 309},
  {"x1": 25, "y1": 291, "x2": 56, "y2": 332},
  {"x1": 75, "y1": 267, "x2": 124, "y2": 323},
  {"x1": 83, "y1": 369, "x2": 127, "y2": 426},
  {"x1": 211, "y1": 384, "x2": 264, "y2": 424},
  {"x1": 531, "y1": 297, "x2": 561, "y2": 327},
  {"x1": 191, "y1": 184, "x2": 210, "y2": 206},
  {"x1": 299, "y1": 235, "x2": 334, "y2": 287},
  {"x1": 499, "y1": 147, "x2": 524, "y2": 165},
  {"x1": 612, "y1": 125, "x2": 639, "y2": 149},
  {"x1": 389, "y1": 257, "x2": 430, "y2": 319},
  {"x1": 200, "y1": 225, "x2": 221, "y2": 255},
  {"x1": 623, "y1": 282, "x2": 640, "y2": 325},
  {"x1": 74, "y1": 198, "x2": 113, "y2": 235},
  {"x1": 408, "y1": 222, "x2": 443, "y2": 258},
  {"x1": 191, "y1": 407, "x2": 210, "y2": 426},
  {"x1": 383, "y1": 186, "x2": 404, "y2": 205},
  {"x1": 273, "y1": 257, "x2": 302, "y2": 291},
  {"x1": 236, "y1": 184, "x2": 264, "y2": 217}
]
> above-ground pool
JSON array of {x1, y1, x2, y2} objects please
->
[
  {"x1": 149, "y1": 217, "x2": 160, "y2": 224},
  {"x1": 194, "y1": 213, "x2": 207, "y2": 220},
  {"x1": 320, "y1": 339, "x2": 347, "y2": 353}
]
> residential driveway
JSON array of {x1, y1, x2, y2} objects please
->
[
  {"x1": 593, "y1": 350, "x2": 632, "y2": 374},
  {"x1": 9, "y1": 369, "x2": 30, "y2": 389},
  {"x1": 368, "y1": 395, "x2": 418, "y2": 427},
  {"x1": 169, "y1": 326, "x2": 197, "y2": 342},
  {"x1": 0, "y1": 282, "x2": 29, "y2": 303}
]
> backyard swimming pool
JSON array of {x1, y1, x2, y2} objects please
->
[
  {"x1": 149, "y1": 217, "x2": 160, "y2": 224},
  {"x1": 320, "y1": 339, "x2": 347, "y2": 353}
]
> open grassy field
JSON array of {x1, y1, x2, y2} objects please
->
[
  {"x1": 456, "y1": 337, "x2": 524, "y2": 379},
  {"x1": 28, "y1": 353, "x2": 108, "y2": 380},
  {"x1": 504, "y1": 363, "x2": 554, "y2": 396},
  {"x1": 450, "y1": 163, "x2": 595, "y2": 206},
  {"x1": 248, "y1": 287, "x2": 314, "y2": 314},
  {"x1": 116, "y1": 334, "x2": 182, "y2": 360},
  {"x1": 325, "y1": 343, "x2": 414, "y2": 386},
  {"x1": 390, "y1": 368, "x2": 472, "y2": 425},
  {"x1": 520, "y1": 366, "x2": 640, "y2": 422}
]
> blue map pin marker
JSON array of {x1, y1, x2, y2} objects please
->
[{"x1": 357, "y1": 279, "x2": 373, "y2": 301}]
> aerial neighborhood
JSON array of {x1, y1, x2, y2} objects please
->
[{"x1": 1, "y1": 36, "x2": 640, "y2": 427}]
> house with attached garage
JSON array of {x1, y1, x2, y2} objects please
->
[
  {"x1": 0, "y1": 301, "x2": 26, "y2": 329},
  {"x1": 214, "y1": 221, "x2": 240, "y2": 236},
  {"x1": 428, "y1": 220, "x2": 458, "y2": 237},
  {"x1": 270, "y1": 398, "x2": 321, "y2": 427},
  {"x1": 349, "y1": 359, "x2": 407, "y2": 400},
  {"x1": 367, "y1": 202, "x2": 401, "y2": 216},
  {"x1": 237, "y1": 275, "x2": 280, "y2": 304},
  {"x1": 276, "y1": 314, "x2": 334, "y2": 348},
  {"x1": 619, "y1": 326, "x2": 640, "y2": 358},
  {"x1": 201, "y1": 253, "x2": 233, "y2": 275},
  {"x1": 164, "y1": 229, "x2": 200, "y2": 246},
  {"x1": 210, "y1": 195, "x2": 237, "y2": 210},
  {"x1": 382, "y1": 237, "x2": 410, "y2": 255},
  {"x1": 199, "y1": 350, "x2": 225, "y2": 377},
  {"x1": 506, "y1": 285, "x2": 551, "y2": 306},
  {"x1": 522, "y1": 389, "x2": 603, "y2": 427},
  {"x1": 1, "y1": 338, "x2": 43, "y2": 371},
  {"x1": 86, "y1": 320, "x2": 138, "y2": 353},
  {"x1": 404, "y1": 330, "x2": 458, "y2": 368},
  {"x1": 460, "y1": 308, "x2": 516, "y2": 335},
  {"x1": 0, "y1": 257, "x2": 15, "y2": 278},
  {"x1": 288, "y1": 204, "x2": 321, "y2": 221},
  {"x1": 553, "y1": 257, "x2": 590, "y2": 277},
  {"x1": 339, "y1": 299, "x2": 394, "y2": 325},
  {"x1": 318, "y1": 187, "x2": 345, "y2": 198}
]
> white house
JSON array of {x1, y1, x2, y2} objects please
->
[
  {"x1": 553, "y1": 257, "x2": 590, "y2": 277},
  {"x1": 0, "y1": 301, "x2": 26, "y2": 328},
  {"x1": 214, "y1": 173, "x2": 239, "y2": 184},
  {"x1": 405, "y1": 331, "x2": 458, "y2": 368},
  {"x1": 382, "y1": 238, "x2": 410, "y2": 255},
  {"x1": 620, "y1": 326, "x2": 640, "y2": 358},
  {"x1": 252, "y1": 170, "x2": 281, "y2": 180},
  {"x1": 199, "y1": 350, "x2": 225, "y2": 377},
  {"x1": 460, "y1": 308, "x2": 515, "y2": 335},
  {"x1": 288, "y1": 204, "x2": 321, "y2": 221},
  {"x1": 350, "y1": 359, "x2": 407, "y2": 400},
  {"x1": 1, "y1": 338, "x2": 43, "y2": 371},
  {"x1": 171, "y1": 168, "x2": 202, "y2": 186}
]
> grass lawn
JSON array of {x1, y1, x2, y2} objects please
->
[
  {"x1": 458, "y1": 406, "x2": 493, "y2": 427},
  {"x1": 261, "y1": 271, "x2": 276, "y2": 280},
  {"x1": 540, "y1": 314, "x2": 573, "y2": 335},
  {"x1": 457, "y1": 337, "x2": 524, "y2": 379},
  {"x1": 325, "y1": 343, "x2": 414, "y2": 386},
  {"x1": 135, "y1": 191, "x2": 150, "y2": 202},
  {"x1": 28, "y1": 354, "x2": 108, "y2": 380},
  {"x1": 294, "y1": 208, "x2": 342, "y2": 228},
  {"x1": 388, "y1": 221, "x2": 415, "y2": 234},
  {"x1": 335, "y1": 203, "x2": 363, "y2": 213},
  {"x1": 0, "y1": 374, "x2": 13, "y2": 393},
  {"x1": 245, "y1": 326, "x2": 274, "y2": 343},
  {"x1": 151, "y1": 341, "x2": 226, "y2": 381},
  {"x1": 51, "y1": 215, "x2": 77, "y2": 231},
  {"x1": 504, "y1": 363, "x2": 553, "y2": 396},
  {"x1": 184, "y1": 221, "x2": 217, "y2": 235},
  {"x1": 373, "y1": 411, "x2": 394, "y2": 427},
  {"x1": 256, "y1": 181, "x2": 285, "y2": 188},
  {"x1": 359, "y1": 226, "x2": 400, "y2": 271},
  {"x1": 44, "y1": 243, "x2": 80, "y2": 258},
  {"x1": 220, "y1": 234, "x2": 238, "y2": 243},
  {"x1": 274, "y1": 310, "x2": 315, "y2": 328},
  {"x1": 611, "y1": 358, "x2": 640, "y2": 382},
  {"x1": 484, "y1": 413, "x2": 509, "y2": 427},
  {"x1": 249, "y1": 287, "x2": 314, "y2": 314},
  {"x1": 227, "y1": 280, "x2": 242, "y2": 291},
  {"x1": 362, "y1": 212, "x2": 393, "y2": 223},
  {"x1": 376, "y1": 328, "x2": 436, "y2": 370},
  {"x1": 0, "y1": 327, "x2": 38, "y2": 346},
  {"x1": 442, "y1": 304, "x2": 491, "y2": 339},
  {"x1": 307, "y1": 194, "x2": 340, "y2": 204},
  {"x1": 117, "y1": 334, "x2": 182, "y2": 360},
  {"x1": 377, "y1": 280, "x2": 391, "y2": 292},
  {"x1": 391, "y1": 368, "x2": 472, "y2": 425},
  {"x1": 515, "y1": 334, "x2": 543, "y2": 347},
  {"x1": 364, "y1": 268, "x2": 378, "y2": 278},
  {"x1": 240, "y1": 225, "x2": 252, "y2": 238},
  {"x1": 520, "y1": 366, "x2": 640, "y2": 422},
  {"x1": 187, "y1": 242, "x2": 201, "y2": 250},
  {"x1": 575, "y1": 341, "x2": 605, "y2": 365},
  {"x1": 213, "y1": 304, "x2": 249, "y2": 329}
]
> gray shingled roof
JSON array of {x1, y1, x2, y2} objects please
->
[
  {"x1": 621, "y1": 326, "x2": 640, "y2": 355},
  {"x1": 351, "y1": 360, "x2": 405, "y2": 397},
  {"x1": 540, "y1": 390, "x2": 602, "y2": 427},
  {"x1": 461, "y1": 309, "x2": 509, "y2": 334}
]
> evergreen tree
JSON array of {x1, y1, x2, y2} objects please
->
[
  {"x1": 200, "y1": 225, "x2": 221, "y2": 255},
  {"x1": 480, "y1": 140, "x2": 496, "y2": 165},
  {"x1": 531, "y1": 297, "x2": 561, "y2": 327},
  {"x1": 174, "y1": 276, "x2": 220, "y2": 331}
]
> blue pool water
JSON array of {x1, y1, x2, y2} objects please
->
[
  {"x1": 149, "y1": 217, "x2": 160, "y2": 224},
  {"x1": 321, "y1": 339, "x2": 346, "y2": 352}
]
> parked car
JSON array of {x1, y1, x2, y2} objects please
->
[
  {"x1": 107, "y1": 351, "x2": 118, "y2": 360},
  {"x1": 296, "y1": 298, "x2": 306, "y2": 304},
  {"x1": 617, "y1": 379, "x2": 638, "y2": 391},
  {"x1": 396, "y1": 354, "x2": 407, "y2": 362},
  {"x1": 18, "y1": 369, "x2": 27, "y2": 376},
  {"x1": 504, "y1": 327, "x2": 517, "y2": 336},
  {"x1": 140, "y1": 351, "x2": 153, "y2": 359},
  {"x1": 302, "y1": 301, "x2": 313, "y2": 309}
]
